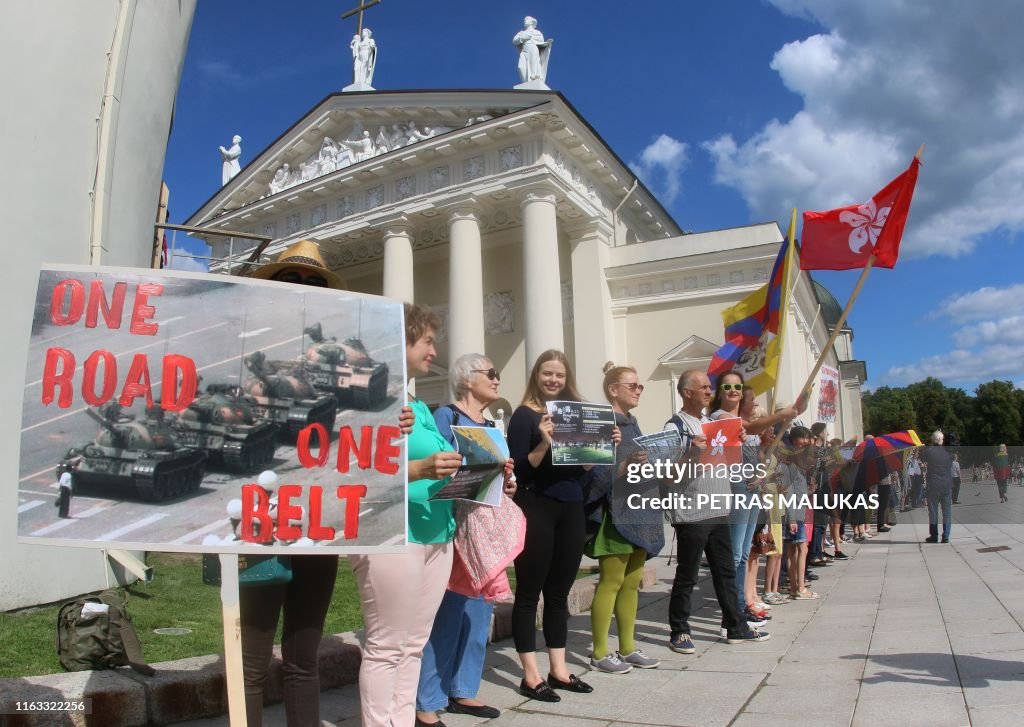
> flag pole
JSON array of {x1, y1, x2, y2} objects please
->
[
  {"x1": 796, "y1": 145, "x2": 925, "y2": 401},
  {"x1": 768, "y1": 209, "x2": 798, "y2": 414}
]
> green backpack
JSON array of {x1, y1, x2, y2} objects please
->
[{"x1": 55, "y1": 590, "x2": 154, "y2": 675}]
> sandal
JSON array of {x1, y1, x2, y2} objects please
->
[{"x1": 791, "y1": 589, "x2": 819, "y2": 600}]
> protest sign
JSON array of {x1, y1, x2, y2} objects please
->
[
  {"x1": 634, "y1": 429, "x2": 683, "y2": 463},
  {"x1": 429, "y1": 425, "x2": 506, "y2": 506},
  {"x1": 817, "y1": 365, "x2": 839, "y2": 423},
  {"x1": 18, "y1": 265, "x2": 408, "y2": 554},
  {"x1": 700, "y1": 417, "x2": 743, "y2": 467},
  {"x1": 545, "y1": 400, "x2": 615, "y2": 465}
]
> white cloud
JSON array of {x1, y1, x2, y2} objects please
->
[
  {"x1": 955, "y1": 316, "x2": 1024, "y2": 347},
  {"x1": 879, "y1": 343, "x2": 1024, "y2": 387},
  {"x1": 939, "y1": 284, "x2": 1024, "y2": 323},
  {"x1": 631, "y1": 134, "x2": 688, "y2": 205},
  {"x1": 879, "y1": 283, "x2": 1024, "y2": 386},
  {"x1": 168, "y1": 254, "x2": 209, "y2": 273},
  {"x1": 705, "y1": 0, "x2": 1024, "y2": 259}
]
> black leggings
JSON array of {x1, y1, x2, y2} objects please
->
[
  {"x1": 511, "y1": 490, "x2": 586, "y2": 652},
  {"x1": 240, "y1": 554, "x2": 338, "y2": 727}
]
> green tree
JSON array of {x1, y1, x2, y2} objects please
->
[
  {"x1": 945, "y1": 386, "x2": 973, "y2": 444},
  {"x1": 863, "y1": 387, "x2": 917, "y2": 435},
  {"x1": 971, "y1": 380, "x2": 1022, "y2": 446},
  {"x1": 906, "y1": 377, "x2": 955, "y2": 436}
]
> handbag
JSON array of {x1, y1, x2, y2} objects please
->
[
  {"x1": 202, "y1": 553, "x2": 293, "y2": 587},
  {"x1": 754, "y1": 528, "x2": 776, "y2": 555}
]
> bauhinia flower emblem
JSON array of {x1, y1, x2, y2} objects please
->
[
  {"x1": 839, "y1": 199, "x2": 891, "y2": 254},
  {"x1": 710, "y1": 429, "x2": 727, "y2": 456}
]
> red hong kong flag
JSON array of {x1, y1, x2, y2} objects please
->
[
  {"x1": 800, "y1": 158, "x2": 920, "y2": 271},
  {"x1": 700, "y1": 418, "x2": 743, "y2": 468}
]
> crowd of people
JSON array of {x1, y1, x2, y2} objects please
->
[{"x1": 232, "y1": 241, "x2": 1009, "y2": 727}]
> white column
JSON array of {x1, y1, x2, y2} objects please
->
[
  {"x1": 381, "y1": 223, "x2": 414, "y2": 303},
  {"x1": 521, "y1": 186, "x2": 564, "y2": 368},
  {"x1": 569, "y1": 219, "x2": 615, "y2": 399},
  {"x1": 447, "y1": 205, "x2": 486, "y2": 362}
]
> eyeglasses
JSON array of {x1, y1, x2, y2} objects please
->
[
  {"x1": 616, "y1": 382, "x2": 644, "y2": 393},
  {"x1": 720, "y1": 383, "x2": 743, "y2": 392},
  {"x1": 473, "y1": 368, "x2": 500, "y2": 381},
  {"x1": 271, "y1": 270, "x2": 329, "y2": 287}
]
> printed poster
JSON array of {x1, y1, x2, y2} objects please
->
[
  {"x1": 817, "y1": 365, "x2": 839, "y2": 423},
  {"x1": 428, "y1": 425, "x2": 507, "y2": 506},
  {"x1": 545, "y1": 400, "x2": 615, "y2": 466},
  {"x1": 18, "y1": 265, "x2": 408, "y2": 554},
  {"x1": 634, "y1": 429, "x2": 683, "y2": 463}
]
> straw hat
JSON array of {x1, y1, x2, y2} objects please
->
[{"x1": 246, "y1": 240, "x2": 346, "y2": 289}]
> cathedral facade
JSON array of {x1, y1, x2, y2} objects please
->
[{"x1": 187, "y1": 89, "x2": 864, "y2": 436}]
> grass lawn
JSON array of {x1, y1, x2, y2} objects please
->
[
  {"x1": 1, "y1": 556, "x2": 599, "y2": 679},
  {"x1": 0, "y1": 553, "x2": 364, "y2": 679}
]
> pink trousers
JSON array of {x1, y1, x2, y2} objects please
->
[{"x1": 349, "y1": 542, "x2": 453, "y2": 727}]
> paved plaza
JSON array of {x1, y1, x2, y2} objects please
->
[{"x1": 183, "y1": 482, "x2": 1024, "y2": 727}]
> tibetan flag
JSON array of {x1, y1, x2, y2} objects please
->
[
  {"x1": 707, "y1": 235, "x2": 792, "y2": 394},
  {"x1": 800, "y1": 158, "x2": 920, "y2": 270}
]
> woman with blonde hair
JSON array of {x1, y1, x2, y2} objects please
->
[
  {"x1": 507, "y1": 350, "x2": 618, "y2": 701},
  {"x1": 584, "y1": 363, "x2": 664, "y2": 674}
]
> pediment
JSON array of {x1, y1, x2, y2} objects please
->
[
  {"x1": 194, "y1": 91, "x2": 554, "y2": 223},
  {"x1": 659, "y1": 335, "x2": 719, "y2": 365}
]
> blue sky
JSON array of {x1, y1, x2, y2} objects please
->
[{"x1": 163, "y1": 0, "x2": 1024, "y2": 394}]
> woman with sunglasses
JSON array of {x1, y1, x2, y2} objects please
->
[
  {"x1": 416, "y1": 354, "x2": 517, "y2": 726},
  {"x1": 507, "y1": 350, "x2": 619, "y2": 702},
  {"x1": 709, "y1": 373, "x2": 804, "y2": 624},
  {"x1": 584, "y1": 363, "x2": 664, "y2": 674}
]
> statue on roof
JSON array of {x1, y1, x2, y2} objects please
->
[
  {"x1": 219, "y1": 135, "x2": 242, "y2": 185},
  {"x1": 349, "y1": 28, "x2": 377, "y2": 90},
  {"x1": 513, "y1": 16, "x2": 553, "y2": 90}
]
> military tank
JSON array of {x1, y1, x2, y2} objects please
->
[
  {"x1": 242, "y1": 350, "x2": 338, "y2": 440},
  {"x1": 57, "y1": 404, "x2": 207, "y2": 502},
  {"x1": 301, "y1": 322, "x2": 390, "y2": 409},
  {"x1": 165, "y1": 386, "x2": 279, "y2": 472}
]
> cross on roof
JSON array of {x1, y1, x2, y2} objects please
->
[{"x1": 341, "y1": 0, "x2": 380, "y2": 36}]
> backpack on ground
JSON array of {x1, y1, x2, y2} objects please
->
[{"x1": 55, "y1": 589, "x2": 154, "y2": 675}]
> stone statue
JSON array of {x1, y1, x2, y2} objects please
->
[
  {"x1": 513, "y1": 16, "x2": 553, "y2": 89},
  {"x1": 343, "y1": 130, "x2": 376, "y2": 162},
  {"x1": 219, "y1": 134, "x2": 242, "y2": 185},
  {"x1": 269, "y1": 163, "x2": 290, "y2": 195},
  {"x1": 349, "y1": 28, "x2": 377, "y2": 90},
  {"x1": 388, "y1": 123, "x2": 405, "y2": 150},
  {"x1": 317, "y1": 137, "x2": 340, "y2": 174},
  {"x1": 374, "y1": 126, "x2": 390, "y2": 155}
]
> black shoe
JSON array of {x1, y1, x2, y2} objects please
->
[
  {"x1": 805, "y1": 571, "x2": 819, "y2": 581},
  {"x1": 519, "y1": 679, "x2": 561, "y2": 702},
  {"x1": 832, "y1": 551, "x2": 850, "y2": 560},
  {"x1": 925, "y1": 536, "x2": 938, "y2": 543},
  {"x1": 547, "y1": 673, "x2": 593, "y2": 693},
  {"x1": 415, "y1": 718, "x2": 447, "y2": 727},
  {"x1": 877, "y1": 526, "x2": 891, "y2": 533},
  {"x1": 448, "y1": 700, "x2": 500, "y2": 719},
  {"x1": 941, "y1": 537, "x2": 950, "y2": 543}
]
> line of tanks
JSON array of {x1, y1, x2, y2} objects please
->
[{"x1": 55, "y1": 323, "x2": 391, "y2": 502}]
